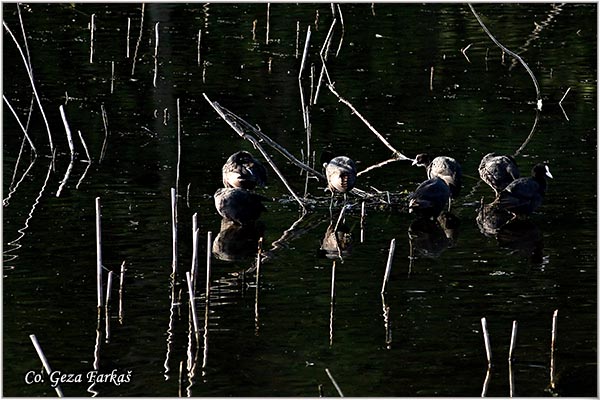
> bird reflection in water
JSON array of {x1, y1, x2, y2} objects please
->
[
  {"x1": 476, "y1": 202, "x2": 544, "y2": 263},
  {"x1": 319, "y1": 221, "x2": 353, "y2": 261},
  {"x1": 212, "y1": 218, "x2": 265, "y2": 262},
  {"x1": 408, "y1": 211, "x2": 460, "y2": 261}
]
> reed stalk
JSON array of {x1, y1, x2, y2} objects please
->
[
  {"x1": 171, "y1": 188, "x2": 178, "y2": 277},
  {"x1": 295, "y1": 21, "x2": 300, "y2": 59},
  {"x1": 95, "y1": 197, "x2": 103, "y2": 309},
  {"x1": 176, "y1": 98, "x2": 182, "y2": 194},
  {"x1": 186, "y1": 272, "x2": 200, "y2": 340},
  {"x1": 429, "y1": 66, "x2": 434, "y2": 91},
  {"x1": 99, "y1": 104, "x2": 109, "y2": 163},
  {"x1": 360, "y1": 202, "x2": 366, "y2": 243},
  {"x1": 17, "y1": 4, "x2": 32, "y2": 69},
  {"x1": 550, "y1": 309, "x2": 558, "y2": 389},
  {"x1": 3, "y1": 22, "x2": 54, "y2": 154},
  {"x1": 205, "y1": 231, "x2": 212, "y2": 303},
  {"x1": 197, "y1": 29, "x2": 202, "y2": 66},
  {"x1": 111, "y1": 61, "x2": 115, "y2": 94},
  {"x1": 89, "y1": 14, "x2": 95, "y2": 64},
  {"x1": 335, "y1": 5, "x2": 345, "y2": 57},
  {"x1": 131, "y1": 3, "x2": 145, "y2": 76},
  {"x1": 29, "y1": 334, "x2": 64, "y2": 397},
  {"x1": 508, "y1": 320, "x2": 517, "y2": 361},
  {"x1": 56, "y1": 159, "x2": 73, "y2": 198},
  {"x1": 314, "y1": 18, "x2": 337, "y2": 104},
  {"x1": 265, "y1": 3, "x2": 270, "y2": 45},
  {"x1": 153, "y1": 22, "x2": 160, "y2": 87},
  {"x1": 77, "y1": 130, "x2": 92, "y2": 162},
  {"x1": 380, "y1": 239, "x2": 396, "y2": 294},
  {"x1": 191, "y1": 213, "x2": 199, "y2": 292},
  {"x1": 325, "y1": 368, "x2": 344, "y2": 397},
  {"x1": 105, "y1": 271, "x2": 114, "y2": 308},
  {"x1": 126, "y1": 17, "x2": 131, "y2": 58},
  {"x1": 3, "y1": 95, "x2": 37, "y2": 155},
  {"x1": 118, "y1": 261, "x2": 125, "y2": 324},
  {"x1": 59, "y1": 105, "x2": 75, "y2": 160},
  {"x1": 481, "y1": 317, "x2": 492, "y2": 366}
]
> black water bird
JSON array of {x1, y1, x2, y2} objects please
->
[
  {"x1": 478, "y1": 153, "x2": 520, "y2": 196},
  {"x1": 408, "y1": 177, "x2": 451, "y2": 219},
  {"x1": 493, "y1": 163, "x2": 553, "y2": 216},
  {"x1": 222, "y1": 151, "x2": 267, "y2": 190},
  {"x1": 412, "y1": 153, "x2": 462, "y2": 198},
  {"x1": 214, "y1": 187, "x2": 270, "y2": 225}
]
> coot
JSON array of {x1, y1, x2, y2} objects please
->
[
  {"x1": 408, "y1": 177, "x2": 451, "y2": 219},
  {"x1": 222, "y1": 151, "x2": 267, "y2": 190},
  {"x1": 494, "y1": 163, "x2": 553, "y2": 215},
  {"x1": 478, "y1": 153, "x2": 520, "y2": 195},
  {"x1": 214, "y1": 187, "x2": 269, "y2": 225},
  {"x1": 412, "y1": 153, "x2": 462, "y2": 197},
  {"x1": 324, "y1": 156, "x2": 357, "y2": 194}
]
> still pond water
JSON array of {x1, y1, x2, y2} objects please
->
[{"x1": 3, "y1": 3, "x2": 597, "y2": 397}]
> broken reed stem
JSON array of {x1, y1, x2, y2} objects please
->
[
  {"x1": 334, "y1": 4, "x2": 345, "y2": 57},
  {"x1": 559, "y1": 87, "x2": 571, "y2": 105},
  {"x1": 197, "y1": 29, "x2": 202, "y2": 66},
  {"x1": 360, "y1": 201, "x2": 366, "y2": 243},
  {"x1": 56, "y1": 158, "x2": 73, "y2": 197},
  {"x1": 295, "y1": 21, "x2": 300, "y2": 58},
  {"x1": 176, "y1": 98, "x2": 182, "y2": 194},
  {"x1": 111, "y1": 61, "x2": 115, "y2": 94},
  {"x1": 325, "y1": 368, "x2": 344, "y2": 397},
  {"x1": 95, "y1": 197, "x2": 103, "y2": 309},
  {"x1": 105, "y1": 271, "x2": 114, "y2": 308},
  {"x1": 153, "y1": 22, "x2": 160, "y2": 87},
  {"x1": 99, "y1": 104, "x2": 109, "y2": 163},
  {"x1": 131, "y1": 3, "x2": 145, "y2": 76},
  {"x1": 326, "y1": 84, "x2": 412, "y2": 161},
  {"x1": 58, "y1": 105, "x2": 75, "y2": 160},
  {"x1": 512, "y1": 110, "x2": 540, "y2": 158},
  {"x1": 330, "y1": 260, "x2": 336, "y2": 301},
  {"x1": 126, "y1": 17, "x2": 131, "y2": 58},
  {"x1": 89, "y1": 14, "x2": 95, "y2": 64},
  {"x1": 357, "y1": 157, "x2": 403, "y2": 177},
  {"x1": 171, "y1": 188, "x2": 178, "y2": 277},
  {"x1": 429, "y1": 66, "x2": 434, "y2": 91},
  {"x1": 256, "y1": 237, "x2": 263, "y2": 287},
  {"x1": 265, "y1": 3, "x2": 270, "y2": 45},
  {"x1": 313, "y1": 18, "x2": 337, "y2": 105},
  {"x1": 550, "y1": 309, "x2": 558, "y2": 388},
  {"x1": 118, "y1": 261, "x2": 125, "y2": 323},
  {"x1": 3, "y1": 22, "x2": 54, "y2": 154},
  {"x1": 205, "y1": 231, "x2": 212, "y2": 303},
  {"x1": 380, "y1": 238, "x2": 396, "y2": 294},
  {"x1": 481, "y1": 317, "x2": 492, "y2": 366},
  {"x1": 186, "y1": 272, "x2": 200, "y2": 338},
  {"x1": 468, "y1": 4, "x2": 542, "y2": 110},
  {"x1": 508, "y1": 320, "x2": 517, "y2": 361},
  {"x1": 29, "y1": 334, "x2": 64, "y2": 397},
  {"x1": 298, "y1": 25, "x2": 312, "y2": 130},
  {"x1": 3, "y1": 95, "x2": 37, "y2": 155},
  {"x1": 191, "y1": 213, "x2": 199, "y2": 291},
  {"x1": 77, "y1": 130, "x2": 92, "y2": 162}
]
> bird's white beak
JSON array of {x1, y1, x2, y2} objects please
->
[
  {"x1": 545, "y1": 165, "x2": 553, "y2": 179},
  {"x1": 411, "y1": 159, "x2": 418, "y2": 166}
]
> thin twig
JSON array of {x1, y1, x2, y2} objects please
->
[
  {"x1": 481, "y1": 317, "x2": 492, "y2": 366},
  {"x1": 29, "y1": 335, "x2": 64, "y2": 397},
  {"x1": 381, "y1": 238, "x2": 396, "y2": 294},
  {"x1": 153, "y1": 22, "x2": 159, "y2": 87},
  {"x1": 96, "y1": 197, "x2": 103, "y2": 309},
  {"x1": 59, "y1": 105, "x2": 75, "y2": 160},
  {"x1": 3, "y1": 95, "x2": 37, "y2": 155},
  {"x1": 77, "y1": 130, "x2": 92, "y2": 162},
  {"x1": 89, "y1": 14, "x2": 95, "y2": 64},
  {"x1": 99, "y1": 104, "x2": 109, "y2": 163},
  {"x1": 325, "y1": 368, "x2": 344, "y2": 397},
  {"x1": 131, "y1": 3, "x2": 145, "y2": 76}
]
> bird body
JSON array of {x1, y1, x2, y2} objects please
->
[
  {"x1": 478, "y1": 153, "x2": 520, "y2": 195},
  {"x1": 494, "y1": 163, "x2": 552, "y2": 215},
  {"x1": 413, "y1": 153, "x2": 462, "y2": 197},
  {"x1": 325, "y1": 156, "x2": 357, "y2": 194},
  {"x1": 222, "y1": 151, "x2": 267, "y2": 190},
  {"x1": 214, "y1": 187, "x2": 269, "y2": 225},
  {"x1": 408, "y1": 177, "x2": 451, "y2": 218}
]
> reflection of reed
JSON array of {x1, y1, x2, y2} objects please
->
[
  {"x1": 4, "y1": 157, "x2": 52, "y2": 268},
  {"x1": 381, "y1": 293, "x2": 392, "y2": 349},
  {"x1": 549, "y1": 309, "x2": 558, "y2": 390}
]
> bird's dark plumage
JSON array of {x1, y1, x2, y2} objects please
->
[
  {"x1": 478, "y1": 153, "x2": 520, "y2": 195},
  {"x1": 413, "y1": 153, "x2": 462, "y2": 197},
  {"x1": 222, "y1": 151, "x2": 267, "y2": 190},
  {"x1": 494, "y1": 163, "x2": 553, "y2": 215},
  {"x1": 214, "y1": 187, "x2": 269, "y2": 225},
  {"x1": 408, "y1": 177, "x2": 451, "y2": 219}
]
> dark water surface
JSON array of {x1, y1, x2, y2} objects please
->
[{"x1": 3, "y1": 3, "x2": 597, "y2": 397}]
